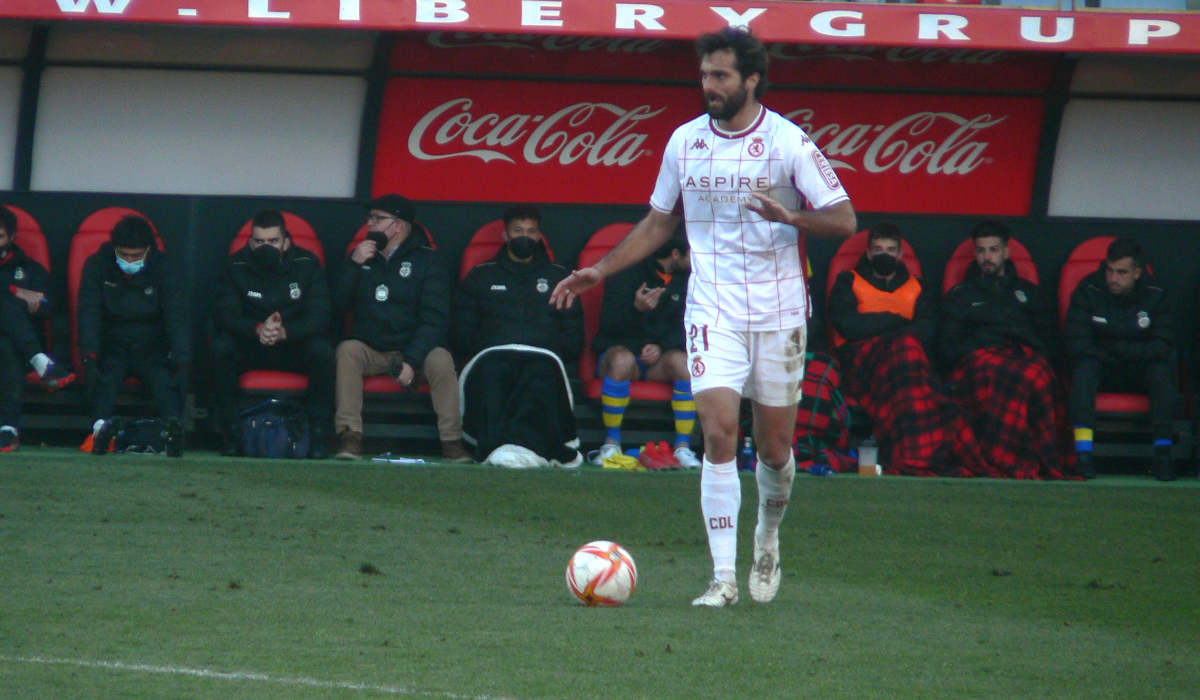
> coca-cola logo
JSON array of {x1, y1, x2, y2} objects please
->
[
  {"x1": 426, "y1": 32, "x2": 665, "y2": 54},
  {"x1": 407, "y1": 98, "x2": 665, "y2": 167},
  {"x1": 786, "y1": 109, "x2": 1006, "y2": 175}
]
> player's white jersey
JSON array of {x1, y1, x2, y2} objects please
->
[{"x1": 650, "y1": 105, "x2": 849, "y2": 331}]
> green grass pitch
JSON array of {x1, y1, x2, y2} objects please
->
[{"x1": 2, "y1": 448, "x2": 1198, "y2": 698}]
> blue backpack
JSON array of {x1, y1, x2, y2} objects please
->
[{"x1": 239, "y1": 399, "x2": 310, "y2": 459}]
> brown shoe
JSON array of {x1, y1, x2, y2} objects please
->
[
  {"x1": 335, "y1": 430, "x2": 363, "y2": 460},
  {"x1": 441, "y1": 439, "x2": 473, "y2": 463}
]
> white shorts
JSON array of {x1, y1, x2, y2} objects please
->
[{"x1": 684, "y1": 323, "x2": 807, "y2": 406}]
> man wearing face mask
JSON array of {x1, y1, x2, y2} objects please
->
[
  {"x1": 78, "y1": 215, "x2": 188, "y2": 456},
  {"x1": 828, "y1": 223, "x2": 987, "y2": 477},
  {"x1": 0, "y1": 205, "x2": 77, "y2": 452},
  {"x1": 331, "y1": 194, "x2": 465, "y2": 462},
  {"x1": 939, "y1": 221, "x2": 1071, "y2": 479},
  {"x1": 210, "y1": 210, "x2": 334, "y2": 457},
  {"x1": 453, "y1": 205, "x2": 584, "y2": 468}
]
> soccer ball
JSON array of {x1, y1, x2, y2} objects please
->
[{"x1": 565, "y1": 540, "x2": 638, "y2": 607}]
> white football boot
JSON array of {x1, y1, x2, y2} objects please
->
[
  {"x1": 673, "y1": 445, "x2": 702, "y2": 469},
  {"x1": 589, "y1": 442, "x2": 622, "y2": 466},
  {"x1": 691, "y1": 579, "x2": 739, "y2": 607},
  {"x1": 749, "y1": 540, "x2": 781, "y2": 603}
]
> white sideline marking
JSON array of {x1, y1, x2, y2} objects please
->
[{"x1": 0, "y1": 655, "x2": 512, "y2": 699}]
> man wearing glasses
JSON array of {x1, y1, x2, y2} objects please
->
[
  {"x1": 331, "y1": 194, "x2": 467, "y2": 462},
  {"x1": 210, "y1": 209, "x2": 334, "y2": 458}
]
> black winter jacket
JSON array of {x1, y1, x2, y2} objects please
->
[
  {"x1": 452, "y1": 247, "x2": 582, "y2": 362},
  {"x1": 78, "y1": 243, "x2": 189, "y2": 363},
  {"x1": 0, "y1": 243, "x2": 52, "y2": 318},
  {"x1": 332, "y1": 230, "x2": 450, "y2": 367},
  {"x1": 212, "y1": 244, "x2": 330, "y2": 343},
  {"x1": 938, "y1": 260, "x2": 1058, "y2": 367},
  {"x1": 828, "y1": 256, "x2": 936, "y2": 348},
  {"x1": 1065, "y1": 267, "x2": 1174, "y2": 364},
  {"x1": 592, "y1": 258, "x2": 688, "y2": 357}
]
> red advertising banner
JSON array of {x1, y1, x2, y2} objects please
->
[
  {"x1": 373, "y1": 78, "x2": 1044, "y2": 215},
  {"x1": 0, "y1": 1, "x2": 1198, "y2": 55},
  {"x1": 392, "y1": 33, "x2": 1059, "y2": 91}
]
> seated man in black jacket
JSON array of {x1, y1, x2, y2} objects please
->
[
  {"x1": 332, "y1": 194, "x2": 466, "y2": 462},
  {"x1": 591, "y1": 233, "x2": 698, "y2": 468},
  {"x1": 939, "y1": 222, "x2": 1071, "y2": 479},
  {"x1": 79, "y1": 215, "x2": 188, "y2": 456},
  {"x1": 210, "y1": 210, "x2": 334, "y2": 458},
  {"x1": 829, "y1": 223, "x2": 986, "y2": 477},
  {"x1": 1065, "y1": 237, "x2": 1177, "y2": 481},
  {"x1": 453, "y1": 205, "x2": 584, "y2": 468},
  {"x1": 0, "y1": 205, "x2": 76, "y2": 452}
]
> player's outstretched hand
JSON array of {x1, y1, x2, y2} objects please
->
[
  {"x1": 549, "y1": 267, "x2": 602, "y2": 310},
  {"x1": 746, "y1": 192, "x2": 792, "y2": 224}
]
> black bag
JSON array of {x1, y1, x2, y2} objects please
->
[
  {"x1": 112, "y1": 418, "x2": 167, "y2": 454},
  {"x1": 239, "y1": 399, "x2": 310, "y2": 459}
]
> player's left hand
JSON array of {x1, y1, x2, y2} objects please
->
[
  {"x1": 746, "y1": 192, "x2": 793, "y2": 225},
  {"x1": 640, "y1": 344, "x2": 661, "y2": 365},
  {"x1": 549, "y1": 267, "x2": 601, "y2": 310}
]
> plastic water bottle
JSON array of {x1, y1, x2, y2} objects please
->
[{"x1": 738, "y1": 437, "x2": 756, "y2": 471}]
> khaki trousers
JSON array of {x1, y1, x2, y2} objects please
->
[{"x1": 335, "y1": 340, "x2": 461, "y2": 439}]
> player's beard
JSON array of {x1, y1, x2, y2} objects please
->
[{"x1": 704, "y1": 84, "x2": 749, "y2": 122}]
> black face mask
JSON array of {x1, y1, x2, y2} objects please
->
[
  {"x1": 869, "y1": 254, "x2": 899, "y2": 276},
  {"x1": 366, "y1": 231, "x2": 389, "y2": 251},
  {"x1": 251, "y1": 244, "x2": 283, "y2": 271},
  {"x1": 508, "y1": 236, "x2": 540, "y2": 259}
]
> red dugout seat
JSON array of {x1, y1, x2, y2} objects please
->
[
  {"x1": 225, "y1": 212, "x2": 325, "y2": 393},
  {"x1": 6, "y1": 206, "x2": 55, "y2": 384},
  {"x1": 942, "y1": 236, "x2": 1039, "y2": 294},
  {"x1": 1058, "y1": 236, "x2": 1150, "y2": 414},
  {"x1": 825, "y1": 230, "x2": 923, "y2": 349},
  {"x1": 67, "y1": 207, "x2": 165, "y2": 373},
  {"x1": 459, "y1": 219, "x2": 555, "y2": 281},
  {"x1": 576, "y1": 223, "x2": 673, "y2": 402}
]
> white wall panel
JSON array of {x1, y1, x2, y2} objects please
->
[
  {"x1": 32, "y1": 68, "x2": 365, "y2": 197},
  {"x1": 0, "y1": 68, "x2": 20, "y2": 190},
  {"x1": 1048, "y1": 100, "x2": 1200, "y2": 220}
]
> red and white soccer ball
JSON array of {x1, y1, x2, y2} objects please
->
[{"x1": 565, "y1": 540, "x2": 638, "y2": 607}]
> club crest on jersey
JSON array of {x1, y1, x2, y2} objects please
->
[
  {"x1": 690, "y1": 138, "x2": 709, "y2": 151},
  {"x1": 1136, "y1": 311, "x2": 1151, "y2": 329},
  {"x1": 399, "y1": 262, "x2": 412, "y2": 278},
  {"x1": 289, "y1": 282, "x2": 301, "y2": 300},
  {"x1": 691, "y1": 357, "x2": 706, "y2": 378},
  {"x1": 13, "y1": 267, "x2": 24, "y2": 281},
  {"x1": 748, "y1": 137, "x2": 765, "y2": 158},
  {"x1": 375, "y1": 284, "x2": 389, "y2": 302},
  {"x1": 144, "y1": 287, "x2": 154, "y2": 296},
  {"x1": 813, "y1": 150, "x2": 841, "y2": 190},
  {"x1": 536, "y1": 278, "x2": 549, "y2": 293},
  {"x1": 1014, "y1": 290, "x2": 1027, "y2": 304}
]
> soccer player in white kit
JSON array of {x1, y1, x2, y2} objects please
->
[{"x1": 551, "y1": 28, "x2": 855, "y2": 606}]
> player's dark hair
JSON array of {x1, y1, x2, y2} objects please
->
[
  {"x1": 251, "y1": 209, "x2": 289, "y2": 237},
  {"x1": 503, "y1": 204, "x2": 541, "y2": 228},
  {"x1": 653, "y1": 234, "x2": 689, "y2": 260},
  {"x1": 696, "y1": 27, "x2": 769, "y2": 99},
  {"x1": 110, "y1": 215, "x2": 156, "y2": 249},
  {"x1": 0, "y1": 205, "x2": 16, "y2": 238},
  {"x1": 969, "y1": 220, "x2": 1010, "y2": 244},
  {"x1": 1106, "y1": 237, "x2": 1145, "y2": 270},
  {"x1": 867, "y1": 222, "x2": 903, "y2": 247}
]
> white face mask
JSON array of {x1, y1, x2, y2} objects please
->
[{"x1": 115, "y1": 253, "x2": 146, "y2": 275}]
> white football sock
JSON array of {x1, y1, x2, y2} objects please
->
[
  {"x1": 700, "y1": 456, "x2": 741, "y2": 582},
  {"x1": 30, "y1": 353, "x2": 51, "y2": 376},
  {"x1": 754, "y1": 451, "x2": 795, "y2": 550}
]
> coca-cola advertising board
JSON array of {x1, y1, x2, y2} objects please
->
[
  {"x1": 374, "y1": 77, "x2": 1043, "y2": 215},
  {"x1": 393, "y1": 33, "x2": 1058, "y2": 92}
]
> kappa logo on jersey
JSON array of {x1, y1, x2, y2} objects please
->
[
  {"x1": 691, "y1": 356, "x2": 705, "y2": 378},
  {"x1": 813, "y1": 150, "x2": 841, "y2": 190},
  {"x1": 747, "y1": 137, "x2": 765, "y2": 158},
  {"x1": 690, "y1": 138, "x2": 709, "y2": 151}
]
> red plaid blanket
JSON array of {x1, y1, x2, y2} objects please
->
[
  {"x1": 839, "y1": 333, "x2": 990, "y2": 477},
  {"x1": 949, "y1": 346, "x2": 1076, "y2": 480}
]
